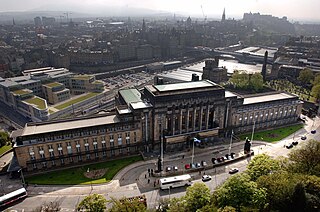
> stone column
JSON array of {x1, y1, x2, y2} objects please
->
[
  {"x1": 205, "y1": 105, "x2": 210, "y2": 130},
  {"x1": 199, "y1": 105, "x2": 204, "y2": 130},
  {"x1": 179, "y1": 109, "x2": 183, "y2": 134},
  {"x1": 193, "y1": 107, "x2": 196, "y2": 132},
  {"x1": 186, "y1": 109, "x2": 190, "y2": 133}
]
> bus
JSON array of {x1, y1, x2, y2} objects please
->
[
  {"x1": 0, "y1": 188, "x2": 28, "y2": 208},
  {"x1": 160, "y1": 174, "x2": 192, "y2": 190}
]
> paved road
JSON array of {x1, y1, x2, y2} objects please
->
[{"x1": 4, "y1": 116, "x2": 320, "y2": 211}]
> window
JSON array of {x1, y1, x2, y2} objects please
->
[
  {"x1": 42, "y1": 162, "x2": 47, "y2": 168},
  {"x1": 111, "y1": 149, "x2": 115, "y2": 156},
  {"x1": 102, "y1": 151, "x2": 106, "y2": 157},
  {"x1": 95, "y1": 152, "x2": 99, "y2": 158},
  {"x1": 86, "y1": 154, "x2": 91, "y2": 160},
  {"x1": 78, "y1": 155, "x2": 82, "y2": 161},
  {"x1": 30, "y1": 154, "x2": 35, "y2": 160},
  {"x1": 118, "y1": 134, "x2": 122, "y2": 145},
  {"x1": 60, "y1": 158, "x2": 64, "y2": 164}
]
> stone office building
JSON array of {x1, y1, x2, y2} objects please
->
[{"x1": 11, "y1": 80, "x2": 302, "y2": 172}]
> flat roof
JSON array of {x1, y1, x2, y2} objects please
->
[
  {"x1": 243, "y1": 92, "x2": 296, "y2": 105},
  {"x1": 158, "y1": 69, "x2": 203, "y2": 82},
  {"x1": 23, "y1": 96, "x2": 47, "y2": 110},
  {"x1": 225, "y1": 91, "x2": 238, "y2": 98},
  {"x1": 154, "y1": 80, "x2": 216, "y2": 92},
  {"x1": 119, "y1": 89, "x2": 142, "y2": 104},
  {"x1": 130, "y1": 101, "x2": 152, "y2": 110},
  {"x1": 18, "y1": 115, "x2": 119, "y2": 137},
  {"x1": 44, "y1": 82, "x2": 63, "y2": 88},
  {"x1": 11, "y1": 89, "x2": 32, "y2": 95}
]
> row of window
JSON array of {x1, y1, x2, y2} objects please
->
[
  {"x1": 29, "y1": 136, "x2": 137, "y2": 159},
  {"x1": 30, "y1": 147, "x2": 138, "y2": 169},
  {"x1": 25, "y1": 130, "x2": 136, "y2": 145}
]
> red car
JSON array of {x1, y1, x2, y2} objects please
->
[{"x1": 185, "y1": 164, "x2": 191, "y2": 169}]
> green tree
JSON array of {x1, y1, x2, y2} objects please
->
[
  {"x1": 77, "y1": 194, "x2": 107, "y2": 212},
  {"x1": 246, "y1": 153, "x2": 280, "y2": 181},
  {"x1": 288, "y1": 139, "x2": 320, "y2": 176},
  {"x1": 0, "y1": 132, "x2": 10, "y2": 147},
  {"x1": 184, "y1": 182, "x2": 211, "y2": 212},
  {"x1": 229, "y1": 70, "x2": 250, "y2": 89},
  {"x1": 213, "y1": 173, "x2": 267, "y2": 211},
  {"x1": 168, "y1": 183, "x2": 211, "y2": 212},
  {"x1": 311, "y1": 84, "x2": 320, "y2": 101},
  {"x1": 249, "y1": 73, "x2": 264, "y2": 92},
  {"x1": 298, "y1": 68, "x2": 314, "y2": 84},
  {"x1": 108, "y1": 196, "x2": 147, "y2": 212},
  {"x1": 257, "y1": 171, "x2": 299, "y2": 211},
  {"x1": 312, "y1": 73, "x2": 320, "y2": 85}
]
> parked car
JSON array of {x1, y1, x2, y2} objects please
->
[
  {"x1": 211, "y1": 158, "x2": 216, "y2": 164},
  {"x1": 196, "y1": 163, "x2": 201, "y2": 168},
  {"x1": 202, "y1": 175, "x2": 212, "y2": 182},
  {"x1": 201, "y1": 161, "x2": 207, "y2": 166},
  {"x1": 311, "y1": 130, "x2": 316, "y2": 134},
  {"x1": 166, "y1": 166, "x2": 172, "y2": 172},
  {"x1": 191, "y1": 163, "x2": 196, "y2": 169},
  {"x1": 292, "y1": 141, "x2": 299, "y2": 146},
  {"x1": 286, "y1": 144, "x2": 294, "y2": 149},
  {"x1": 173, "y1": 166, "x2": 178, "y2": 171},
  {"x1": 301, "y1": 136, "x2": 307, "y2": 140},
  {"x1": 229, "y1": 168, "x2": 239, "y2": 174},
  {"x1": 185, "y1": 164, "x2": 191, "y2": 169},
  {"x1": 230, "y1": 152, "x2": 236, "y2": 159}
]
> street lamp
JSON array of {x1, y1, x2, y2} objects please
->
[
  {"x1": 251, "y1": 115, "x2": 258, "y2": 147},
  {"x1": 228, "y1": 130, "x2": 233, "y2": 155},
  {"x1": 18, "y1": 168, "x2": 25, "y2": 187},
  {"x1": 87, "y1": 168, "x2": 93, "y2": 193}
]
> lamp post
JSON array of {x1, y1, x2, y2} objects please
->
[
  {"x1": 191, "y1": 138, "x2": 195, "y2": 165},
  {"x1": 228, "y1": 130, "x2": 233, "y2": 155},
  {"x1": 87, "y1": 168, "x2": 93, "y2": 193},
  {"x1": 18, "y1": 168, "x2": 25, "y2": 187},
  {"x1": 251, "y1": 115, "x2": 258, "y2": 147},
  {"x1": 160, "y1": 115, "x2": 164, "y2": 175}
]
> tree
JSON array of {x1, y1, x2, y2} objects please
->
[
  {"x1": 298, "y1": 68, "x2": 314, "y2": 84},
  {"x1": 249, "y1": 73, "x2": 264, "y2": 92},
  {"x1": 213, "y1": 173, "x2": 267, "y2": 211},
  {"x1": 0, "y1": 132, "x2": 10, "y2": 147},
  {"x1": 108, "y1": 196, "x2": 147, "y2": 212},
  {"x1": 288, "y1": 139, "x2": 320, "y2": 176},
  {"x1": 168, "y1": 183, "x2": 211, "y2": 212},
  {"x1": 184, "y1": 182, "x2": 211, "y2": 212},
  {"x1": 77, "y1": 194, "x2": 107, "y2": 212},
  {"x1": 311, "y1": 84, "x2": 320, "y2": 102},
  {"x1": 32, "y1": 201, "x2": 61, "y2": 212},
  {"x1": 256, "y1": 171, "x2": 299, "y2": 211},
  {"x1": 229, "y1": 70, "x2": 250, "y2": 89},
  {"x1": 246, "y1": 153, "x2": 280, "y2": 181},
  {"x1": 312, "y1": 73, "x2": 320, "y2": 85}
]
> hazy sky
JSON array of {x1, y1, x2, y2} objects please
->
[{"x1": 1, "y1": 0, "x2": 320, "y2": 21}]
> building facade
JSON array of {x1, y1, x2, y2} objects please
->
[{"x1": 11, "y1": 80, "x2": 302, "y2": 172}]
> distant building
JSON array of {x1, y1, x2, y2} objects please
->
[
  {"x1": 222, "y1": 8, "x2": 226, "y2": 22},
  {"x1": 34, "y1": 17, "x2": 42, "y2": 27},
  {"x1": 202, "y1": 58, "x2": 228, "y2": 84},
  {"x1": 0, "y1": 67, "x2": 104, "y2": 121},
  {"x1": 42, "y1": 17, "x2": 55, "y2": 27}
]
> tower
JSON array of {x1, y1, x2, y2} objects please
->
[
  {"x1": 222, "y1": 8, "x2": 226, "y2": 22},
  {"x1": 142, "y1": 19, "x2": 146, "y2": 33},
  {"x1": 261, "y1": 51, "x2": 268, "y2": 81}
]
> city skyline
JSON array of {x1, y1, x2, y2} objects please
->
[{"x1": 1, "y1": 0, "x2": 320, "y2": 22}]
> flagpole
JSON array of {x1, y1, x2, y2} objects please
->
[{"x1": 228, "y1": 130, "x2": 233, "y2": 155}]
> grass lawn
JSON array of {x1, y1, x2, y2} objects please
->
[
  {"x1": 55, "y1": 92, "x2": 99, "y2": 110},
  {"x1": 238, "y1": 124, "x2": 304, "y2": 142},
  {"x1": 26, "y1": 155, "x2": 142, "y2": 185},
  {"x1": 24, "y1": 97, "x2": 47, "y2": 110},
  {"x1": 0, "y1": 145, "x2": 12, "y2": 155}
]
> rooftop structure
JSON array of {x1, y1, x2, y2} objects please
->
[{"x1": 243, "y1": 92, "x2": 297, "y2": 105}]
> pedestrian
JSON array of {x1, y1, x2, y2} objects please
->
[
  {"x1": 145, "y1": 174, "x2": 147, "y2": 179},
  {"x1": 148, "y1": 179, "x2": 150, "y2": 184},
  {"x1": 154, "y1": 181, "x2": 156, "y2": 187},
  {"x1": 182, "y1": 155, "x2": 185, "y2": 159},
  {"x1": 149, "y1": 172, "x2": 151, "y2": 177},
  {"x1": 199, "y1": 170, "x2": 201, "y2": 175},
  {"x1": 157, "y1": 179, "x2": 159, "y2": 185}
]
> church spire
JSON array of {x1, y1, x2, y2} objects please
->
[{"x1": 222, "y1": 8, "x2": 226, "y2": 22}]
